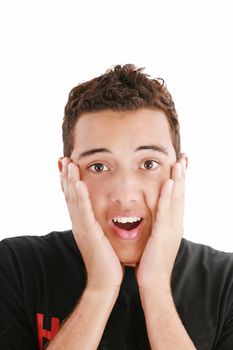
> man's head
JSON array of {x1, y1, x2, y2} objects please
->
[
  {"x1": 62, "y1": 64, "x2": 181, "y2": 160},
  {"x1": 58, "y1": 64, "x2": 187, "y2": 265}
]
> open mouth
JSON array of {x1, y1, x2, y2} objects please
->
[
  {"x1": 110, "y1": 216, "x2": 144, "y2": 240},
  {"x1": 112, "y1": 218, "x2": 143, "y2": 231}
]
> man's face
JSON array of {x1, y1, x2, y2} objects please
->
[{"x1": 70, "y1": 108, "x2": 177, "y2": 265}]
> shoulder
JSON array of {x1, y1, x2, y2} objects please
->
[
  {"x1": 177, "y1": 238, "x2": 233, "y2": 267},
  {"x1": 173, "y1": 238, "x2": 233, "y2": 294},
  {"x1": 0, "y1": 231, "x2": 86, "y2": 347},
  {"x1": 0, "y1": 230, "x2": 80, "y2": 257},
  {"x1": 173, "y1": 239, "x2": 233, "y2": 344},
  {"x1": 0, "y1": 230, "x2": 85, "y2": 278}
]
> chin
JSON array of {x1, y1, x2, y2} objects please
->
[
  {"x1": 117, "y1": 249, "x2": 142, "y2": 266},
  {"x1": 108, "y1": 234, "x2": 149, "y2": 267}
]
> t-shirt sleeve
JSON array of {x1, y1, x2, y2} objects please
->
[
  {"x1": 213, "y1": 262, "x2": 233, "y2": 350},
  {"x1": 214, "y1": 325, "x2": 233, "y2": 349},
  {"x1": 213, "y1": 308, "x2": 233, "y2": 349},
  {"x1": 0, "y1": 239, "x2": 38, "y2": 350}
]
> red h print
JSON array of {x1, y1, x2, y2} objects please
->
[{"x1": 36, "y1": 313, "x2": 60, "y2": 350}]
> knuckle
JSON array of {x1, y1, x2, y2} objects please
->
[
  {"x1": 65, "y1": 190, "x2": 76, "y2": 204},
  {"x1": 69, "y1": 196, "x2": 77, "y2": 205}
]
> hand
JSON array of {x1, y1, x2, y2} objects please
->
[
  {"x1": 135, "y1": 157, "x2": 186, "y2": 292},
  {"x1": 60, "y1": 157, "x2": 124, "y2": 292}
]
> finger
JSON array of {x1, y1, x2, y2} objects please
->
[
  {"x1": 59, "y1": 173, "x2": 64, "y2": 192},
  {"x1": 171, "y1": 163, "x2": 185, "y2": 227},
  {"x1": 172, "y1": 184, "x2": 185, "y2": 220},
  {"x1": 155, "y1": 179, "x2": 173, "y2": 224},
  {"x1": 63, "y1": 163, "x2": 104, "y2": 241},
  {"x1": 61, "y1": 157, "x2": 72, "y2": 200},
  {"x1": 171, "y1": 162, "x2": 183, "y2": 181},
  {"x1": 171, "y1": 162, "x2": 185, "y2": 201},
  {"x1": 75, "y1": 181, "x2": 97, "y2": 228},
  {"x1": 75, "y1": 181, "x2": 106, "y2": 242},
  {"x1": 67, "y1": 162, "x2": 80, "y2": 203},
  {"x1": 175, "y1": 156, "x2": 186, "y2": 178}
]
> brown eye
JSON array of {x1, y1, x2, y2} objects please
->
[
  {"x1": 140, "y1": 160, "x2": 159, "y2": 170},
  {"x1": 89, "y1": 163, "x2": 109, "y2": 173}
]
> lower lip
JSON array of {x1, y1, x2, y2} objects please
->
[{"x1": 110, "y1": 220, "x2": 143, "y2": 240}]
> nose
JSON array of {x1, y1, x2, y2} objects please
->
[{"x1": 109, "y1": 172, "x2": 143, "y2": 206}]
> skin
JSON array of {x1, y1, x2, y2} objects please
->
[
  {"x1": 55, "y1": 108, "x2": 196, "y2": 349},
  {"x1": 58, "y1": 107, "x2": 188, "y2": 287}
]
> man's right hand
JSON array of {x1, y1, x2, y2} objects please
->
[{"x1": 60, "y1": 157, "x2": 124, "y2": 292}]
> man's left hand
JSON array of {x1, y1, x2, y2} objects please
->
[{"x1": 135, "y1": 157, "x2": 186, "y2": 292}]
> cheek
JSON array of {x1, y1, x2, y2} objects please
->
[
  {"x1": 144, "y1": 185, "x2": 161, "y2": 218},
  {"x1": 83, "y1": 178, "x2": 107, "y2": 218}
]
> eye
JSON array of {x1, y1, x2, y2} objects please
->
[
  {"x1": 140, "y1": 160, "x2": 159, "y2": 170},
  {"x1": 88, "y1": 163, "x2": 109, "y2": 173}
]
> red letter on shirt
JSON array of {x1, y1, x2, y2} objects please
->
[{"x1": 36, "y1": 313, "x2": 60, "y2": 350}]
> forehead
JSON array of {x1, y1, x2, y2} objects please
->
[{"x1": 72, "y1": 108, "x2": 175, "y2": 156}]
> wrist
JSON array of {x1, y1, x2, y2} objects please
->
[
  {"x1": 138, "y1": 273, "x2": 171, "y2": 295},
  {"x1": 139, "y1": 281, "x2": 172, "y2": 309},
  {"x1": 85, "y1": 285, "x2": 120, "y2": 301}
]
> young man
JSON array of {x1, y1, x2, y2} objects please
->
[{"x1": 0, "y1": 64, "x2": 233, "y2": 350}]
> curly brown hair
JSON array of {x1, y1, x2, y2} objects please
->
[{"x1": 62, "y1": 64, "x2": 180, "y2": 159}]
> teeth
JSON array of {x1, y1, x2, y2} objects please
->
[{"x1": 112, "y1": 217, "x2": 142, "y2": 224}]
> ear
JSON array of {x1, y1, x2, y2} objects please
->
[
  {"x1": 58, "y1": 157, "x2": 64, "y2": 173},
  {"x1": 179, "y1": 153, "x2": 189, "y2": 170}
]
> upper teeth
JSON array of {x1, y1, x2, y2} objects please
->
[{"x1": 112, "y1": 217, "x2": 141, "y2": 223}]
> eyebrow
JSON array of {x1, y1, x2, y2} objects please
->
[
  {"x1": 78, "y1": 144, "x2": 169, "y2": 159},
  {"x1": 136, "y1": 145, "x2": 168, "y2": 155}
]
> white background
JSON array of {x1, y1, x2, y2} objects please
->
[{"x1": 0, "y1": 0, "x2": 232, "y2": 252}]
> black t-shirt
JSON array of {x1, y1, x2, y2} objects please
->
[{"x1": 0, "y1": 230, "x2": 233, "y2": 350}]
